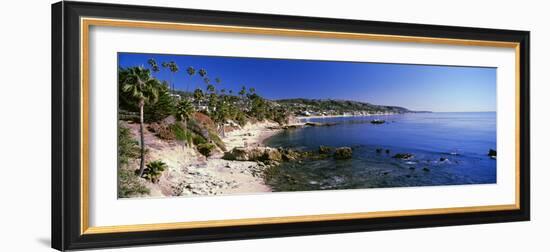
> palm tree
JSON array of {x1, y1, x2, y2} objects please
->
[
  {"x1": 120, "y1": 67, "x2": 160, "y2": 177},
  {"x1": 147, "y1": 58, "x2": 160, "y2": 73},
  {"x1": 207, "y1": 84, "x2": 216, "y2": 94},
  {"x1": 193, "y1": 88, "x2": 204, "y2": 108},
  {"x1": 186, "y1": 66, "x2": 196, "y2": 92},
  {"x1": 239, "y1": 86, "x2": 246, "y2": 98},
  {"x1": 208, "y1": 92, "x2": 218, "y2": 114},
  {"x1": 214, "y1": 98, "x2": 228, "y2": 137},
  {"x1": 162, "y1": 61, "x2": 179, "y2": 93},
  {"x1": 239, "y1": 86, "x2": 248, "y2": 110},
  {"x1": 176, "y1": 98, "x2": 195, "y2": 145},
  {"x1": 198, "y1": 68, "x2": 207, "y2": 78},
  {"x1": 176, "y1": 98, "x2": 195, "y2": 122},
  {"x1": 143, "y1": 160, "x2": 167, "y2": 183}
]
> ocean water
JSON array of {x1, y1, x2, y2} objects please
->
[{"x1": 264, "y1": 112, "x2": 497, "y2": 191}]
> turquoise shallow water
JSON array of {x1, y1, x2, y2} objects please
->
[{"x1": 264, "y1": 112, "x2": 497, "y2": 191}]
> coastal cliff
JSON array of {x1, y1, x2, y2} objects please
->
[{"x1": 119, "y1": 116, "x2": 280, "y2": 198}]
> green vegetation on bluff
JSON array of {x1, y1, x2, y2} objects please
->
[
  {"x1": 118, "y1": 124, "x2": 149, "y2": 198},
  {"x1": 276, "y1": 98, "x2": 411, "y2": 116}
]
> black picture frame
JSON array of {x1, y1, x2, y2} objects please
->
[{"x1": 52, "y1": 1, "x2": 530, "y2": 251}]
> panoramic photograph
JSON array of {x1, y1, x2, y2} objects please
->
[{"x1": 117, "y1": 52, "x2": 497, "y2": 198}]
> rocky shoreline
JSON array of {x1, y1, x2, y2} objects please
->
[
  {"x1": 124, "y1": 117, "x2": 497, "y2": 198},
  {"x1": 168, "y1": 159, "x2": 271, "y2": 196},
  {"x1": 125, "y1": 118, "x2": 360, "y2": 198}
]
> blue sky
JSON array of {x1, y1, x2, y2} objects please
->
[{"x1": 118, "y1": 52, "x2": 496, "y2": 112}]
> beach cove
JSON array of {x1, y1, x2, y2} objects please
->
[
  {"x1": 121, "y1": 118, "x2": 283, "y2": 198},
  {"x1": 121, "y1": 112, "x2": 496, "y2": 198}
]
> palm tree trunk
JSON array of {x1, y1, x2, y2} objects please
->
[
  {"x1": 171, "y1": 74, "x2": 174, "y2": 93},
  {"x1": 138, "y1": 102, "x2": 146, "y2": 177},
  {"x1": 183, "y1": 118, "x2": 188, "y2": 147}
]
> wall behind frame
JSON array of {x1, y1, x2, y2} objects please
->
[{"x1": 0, "y1": 0, "x2": 547, "y2": 251}]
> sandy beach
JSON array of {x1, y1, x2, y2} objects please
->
[
  {"x1": 125, "y1": 120, "x2": 282, "y2": 198},
  {"x1": 223, "y1": 120, "x2": 282, "y2": 150}
]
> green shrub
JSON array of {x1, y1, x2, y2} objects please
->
[
  {"x1": 186, "y1": 118, "x2": 205, "y2": 137},
  {"x1": 118, "y1": 168, "x2": 149, "y2": 198},
  {"x1": 118, "y1": 123, "x2": 150, "y2": 198},
  {"x1": 235, "y1": 112, "x2": 248, "y2": 127},
  {"x1": 170, "y1": 123, "x2": 193, "y2": 145},
  {"x1": 197, "y1": 143, "x2": 216, "y2": 157},
  {"x1": 185, "y1": 132, "x2": 193, "y2": 146},
  {"x1": 207, "y1": 129, "x2": 227, "y2": 151},
  {"x1": 141, "y1": 160, "x2": 168, "y2": 183},
  {"x1": 118, "y1": 123, "x2": 140, "y2": 165},
  {"x1": 170, "y1": 123, "x2": 185, "y2": 140},
  {"x1": 192, "y1": 134, "x2": 207, "y2": 145},
  {"x1": 144, "y1": 85, "x2": 176, "y2": 123}
]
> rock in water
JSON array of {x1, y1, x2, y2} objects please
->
[
  {"x1": 305, "y1": 122, "x2": 337, "y2": 127},
  {"x1": 334, "y1": 147, "x2": 353, "y2": 160},
  {"x1": 223, "y1": 147, "x2": 282, "y2": 162},
  {"x1": 249, "y1": 148, "x2": 266, "y2": 161},
  {"x1": 392, "y1": 153, "x2": 414, "y2": 160},
  {"x1": 488, "y1": 149, "x2": 497, "y2": 157},
  {"x1": 223, "y1": 147, "x2": 248, "y2": 161},
  {"x1": 263, "y1": 148, "x2": 283, "y2": 162},
  {"x1": 281, "y1": 149, "x2": 300, "y2": 161},
  {"x1": 319, "y1": 145, "x2": 333, "y2": 154}
]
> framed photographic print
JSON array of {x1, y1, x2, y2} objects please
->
[{"x1": 51, "y1": 1, "x2": 530, "y2": 250}]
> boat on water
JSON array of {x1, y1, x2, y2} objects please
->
[{"x1": 370, "y1": 119, "x2": 385, "y2": 124}]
